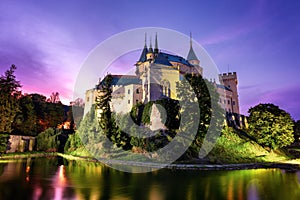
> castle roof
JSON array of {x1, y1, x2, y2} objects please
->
[
  {"x1": 187, "y1": 33, "x2": 199, "y2": 61},
  {"x1": 153, "y1": 53, "x2": 173, "y2": 66},
  {"x1": 187, "y1": 46, "x2": 198, "y2": 61},
  {"x1": 161, "y1": 52, "x2": 193, "y2": 67},
  {"x1": 99, "y1": 75, "x2": 141, "y2": 87},
  {"x1": 217, "y1": 84, "x2": 232, "y2": 92},
  {"x1": 110, "y1": 75, "x2": 141, "y2": 86},
  {"x1": 138, "y1": 47, "x2": 148, "y2": 62},
  {"x1": 136, "y1": 33, "x2": 196, "y2": 67}
]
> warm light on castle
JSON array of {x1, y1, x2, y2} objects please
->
[{"x1": 84, "y1": 33, "x2": 240, "y2": 116}]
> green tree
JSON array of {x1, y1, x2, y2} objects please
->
[
  {"x1": 12, "y1": 94, "x2": 37, "y2": 136},
  {"x1": 36, "y1": 128, "x2": 60, "y2": 151},
  {"x1": 176, "y1": 74, "x2": 224, "y2": 159},
  {"x1": 96, "y1": 75, "x2": 114, "y2": 138},
  {"x1": 0, "y1": 65, "x2": 21, "y2": 153},
  {"x1": 293, "y1": 120, "x2": 300, "y2": 143},
  {"x1": 95, "y1": 75, "x2": 131, "y2": 150},
  {"x1": 248, "y1": 103, "x2": 294, "y2": 150},
  {"x1": 27, "y1": 93, "x2": 65, "y2": 133}
]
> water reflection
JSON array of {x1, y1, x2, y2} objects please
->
[
  {"x1": 0, "y1": 157, "x2": 300, "y2": 199},
  {"x1": 53, "y1": 165, "x2": 67, "y2": 200}
]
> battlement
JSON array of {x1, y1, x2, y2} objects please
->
[
  {"x1": 219, "y1": 72, "x2": 237, "y2": 77},
  {"x1": 219, "y1": 72, "x2": 237, "y2": 81}
]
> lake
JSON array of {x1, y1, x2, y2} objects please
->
[{"x1": 0, "y1": 157, "x2": 300, "y2": 200}]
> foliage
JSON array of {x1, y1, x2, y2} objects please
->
[
  {"x1": 92, "y1": 74, "x2": 223, "y2": 159},
  {"x1": 248, "y1": 103, "x2": 294, "y2": 150},
  {"x1": 12, "y1": 95, "x2": 37, "y2": 136},
  {"x1": 0, "y1": 134, "x2": 9, "y2": 154},
  {"x1": 0, "y1": 65, "x2": 21, "y2": 134},
  {"x1": 96, "y1": 75, "x2": 114, "y2": 136},
  {"x1": 138, "y1": 99, "x2": 180, "y2": 129},
  {"x1": 0, "y1": 65, "x2": 21, "y2": 153},
  {"x1": 206, "y1": 126, "x2": 290, "y2": 164},
  {"x1": 293, "y1": 120, "x2": 300, "y2": 143},
  {"x1": 36, "y1": 128, "x2": 60, "y2": 151},
  {"x1": 141, "y1": 101, "x2": 153, "y2": 125},
  {"x1": 95, "y1": 75, "x2": 132, "y2": 150},
  {"x1": 176, "y1": 74, "x2": 224, "y2": 159},
  {"x1": 11, "y1": 93, "x2": 66, "y2": 136},
  {"x1": 64, "y1": 132, "x2": 84, "y2": 153}
]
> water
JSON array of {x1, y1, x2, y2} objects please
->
[{"x1": 0, "y1": 157, "x2": 300, "y2": 200}]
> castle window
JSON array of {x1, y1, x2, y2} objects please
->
[
  {"x1": 228, "y1": 100, "x2": 230, "y2": 105},
  {"x1": 219, "y1": 98, "x2": 222, "y2": 103},
  {"x1": 128, "y1": 89, "x2": 130, "y2": 94},
  {"x1": 87, "y1": 97, "x2": 90, "y2": 102},
  {"x1": 136, "y1": 89, "x2": 139, "y2": 94},
  {"x1": 232, "y1": 101, "x2": 235, "y2": 105},
  {"x1": 161, "y1": 80, "x2": 170, "y2": 97},
  {"x1": 128, "y1": 99, "x2": 130, "y2": 104},
  {"x1": 224, "y1": 100, "x2": 226, "y2": 104}
]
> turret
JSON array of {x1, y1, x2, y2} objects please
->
[
  {"x1": 187, "y1": 32, "x2": 202, "y2": 75},
  {"x1": 187, "y1": 32, "x2": 200, "y2": 66},
  {"x1": 137, "y1": 33, "x2": 148, "y2": 63},
  {"x1": 219, "y1": 72, "x2": 240, "y2": 114}
]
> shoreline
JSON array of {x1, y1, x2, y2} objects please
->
[
  {"x1": 56, "y1": 153, "x2": 300, "y2": 171},
  {"x1": 1, "y1": 152, "x2": 299, "y2": 171}
]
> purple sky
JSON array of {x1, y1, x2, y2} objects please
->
[{"x1": 0, "y1": 0, "x2": 300, "y2": 119}]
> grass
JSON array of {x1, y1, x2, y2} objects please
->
[
  {"x1": 205, "y1": 127, "x2": 292, "y2": 164},
  {"x1": 0, "y1": 151, "x2": 58, "y2": 163},
  {"x1": 2, "y1": 127, "x2": 299, "y2": 167}
]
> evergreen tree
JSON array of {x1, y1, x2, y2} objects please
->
[
  {"x1": 0, "y1": 65, "x2": 21, "y2": 153},
  {"x1": 96, "y1": 75, "x2": 114, "y2": 138},
  {"x1": 95, "y1": 75, "x2": 131, "y2": 150}
]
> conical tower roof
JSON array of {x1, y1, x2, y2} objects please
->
[
  {"x1": 154, "y1": 33, "x2": 159, "y2": 54},
  {"x1": 187, "y1": 32, "x2": 199, "y2": 61},
  {"x1": 138, "y1": 33, "x2": 148, "y2": 62}
]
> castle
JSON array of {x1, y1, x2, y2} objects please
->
[{"x1": 84, "y1": 34, "x2": 240, "y2": 116}]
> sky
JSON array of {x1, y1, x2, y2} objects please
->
[{"x1": 0, "y1": 0, "x2": 300, "y2": 119}]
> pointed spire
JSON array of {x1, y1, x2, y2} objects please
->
[
  {"x1": 138, "y1": 33, "x2": 149, "y2": 63},
  {"x1": 144, "y1": 32, "x2": 147, "y2": 48},
  {"x1": 190, "y1": 32, "x2": 193, "y2": 48},
  {"x1": 149, "y1": 36, "x2": 153, "y2": 53},
  {"x1": 154, "y1": 33, "x2": 159, "y2": 54},
  {"x1": 187, "y1": 32, "x2": 198, "y2": 61}
]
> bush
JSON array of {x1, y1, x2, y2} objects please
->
[{"x1": 248, "y1": 103, "x2": 294, "y2": 150}]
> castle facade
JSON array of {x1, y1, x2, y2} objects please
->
[{"x1": 84, "y1": 34, "x2": 240, "y2": 115}]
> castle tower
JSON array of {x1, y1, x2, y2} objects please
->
[
  {"x1": 187, "y1": 32, "x2": 203, "y2": 75},
  {"x1": 219, "y1": 72, "x2": 240, "y2": 113}
]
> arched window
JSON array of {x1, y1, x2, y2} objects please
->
[{"x1": 161, "y1": 80, "x2": 170, "y2": 97}]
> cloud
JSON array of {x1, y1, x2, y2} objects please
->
[
  {"x1": 240, "y1": 85, "x2": 300, "y2": 120},
  {"x1": 0, "y1": 1, "x2": 85, "y2": 104}
]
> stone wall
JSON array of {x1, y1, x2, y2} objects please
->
[
  {"x1": 225, "y1": 112, "x2": 248, "y2": 129},
  {"x1": 6, "y1": 135, "x2": 36, "y2": 153}
]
